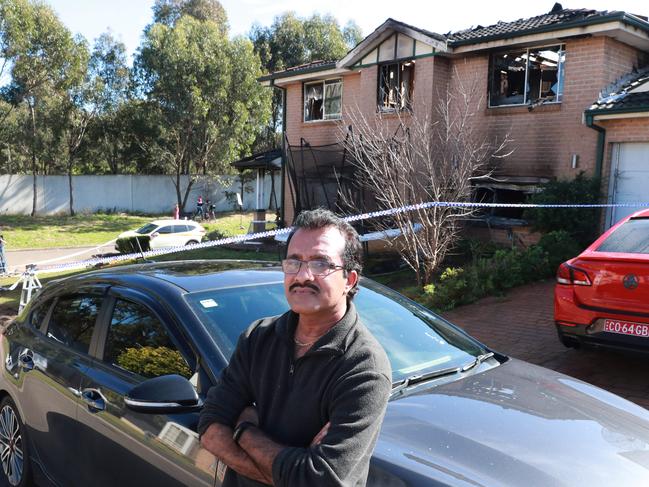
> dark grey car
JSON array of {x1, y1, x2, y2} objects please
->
[{"x1": 2, "y1": 261, "x2": 649, "y2": 486}]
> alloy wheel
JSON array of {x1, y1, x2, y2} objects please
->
[{"x1": 0, "y1": 404, "x2": 23, "y2": 486}]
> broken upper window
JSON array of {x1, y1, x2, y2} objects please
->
[
  {"x1": 378, "y1": 61, "x2": 414, "y2": 111},
  {"x1": 489, "y1": 45, "x2": 565, "y2": 107},
  {"x1": 304, "y1": 79, "x2": 343, "y2": 122}
]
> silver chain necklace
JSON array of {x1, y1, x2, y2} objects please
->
[{"x1": 293, "y1": 337, "x2": 316, "y2": 347}]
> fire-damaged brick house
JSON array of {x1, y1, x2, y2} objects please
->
[{"x1": 259, "y1": 4, "x2": 649, "y2": 239}]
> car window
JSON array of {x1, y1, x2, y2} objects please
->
[
  {"x1": 104, "y1": 299, "x2": 192, "y2": 380},
  {"x1": 173, "y1": 225, "x2": 188, "y2": 233},
  {"x1": 596, "y1": 218, "x2": 649, "y2": 253},
  {"x1": 157, "y1": 226, "x2": 174, "y2": 234},
  {"x1": 46, "y1": 295, "x2": 103, "y2": 354},
  {"x1": 135, "y1": 223, "x2": 158, "y2": 235},
  {"x1": 29, "y1": 300, "x2": 52, "y2": 330}
]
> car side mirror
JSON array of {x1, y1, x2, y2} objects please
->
[{"x1": 125, "y1": 374, "x2": 203, "y2": 414}]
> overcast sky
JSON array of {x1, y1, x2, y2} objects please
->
[{"x1": 46, "y1": 0, "x2": 649, "y2": 61}]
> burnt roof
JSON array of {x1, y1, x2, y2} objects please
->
[
  {"x1": 587, "y1": 70, "x2": 649, "y2": 114},
  {"x1": 447, "y1": 7, "x2": 622, "y2": 45}
]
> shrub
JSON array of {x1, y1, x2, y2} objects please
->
[
  {"x1": 207, "y1": 229, "x2": 229, "y2": 241},
  {"x1": 116, "y1": 236, "x2": 150, "y2": 254},
  {"x1": 523, "y1": 172, "x2": 601, "y2": 247},
  {"x1": 423, "y1": 267, "x2": 469, "y2": 311},
  {"x1": 537, "y1": 230, "x2": 582, "y2": 273}
]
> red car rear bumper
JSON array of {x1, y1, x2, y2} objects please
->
[{"x1": 555, "y1": 284, "x2": 649, "y2": 353}]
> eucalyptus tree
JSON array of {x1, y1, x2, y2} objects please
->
[
  {"x1": 134, "y1": 13, "x2": 270, "y2": 210},
  {"x1": 80, "y1": 33, "x2": 132, "y2": 175},
  {"x1": 0, "y1": 0, "x2": 88, "y2": 215}
]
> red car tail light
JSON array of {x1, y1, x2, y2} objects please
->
[{"x1": 556, "y1": 263, "x2": 591, "y2": 286}]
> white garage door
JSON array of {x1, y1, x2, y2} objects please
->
[{"x1": 607, "y1": 142, "x2": 649, "y2": 228}]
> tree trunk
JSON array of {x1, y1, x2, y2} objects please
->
[
  {"x1": 29, "y1": 102, "x2": 37, "y2": 217},
  {"x1": 68, "y1": 155, "x2": 75, "y2": 216}
]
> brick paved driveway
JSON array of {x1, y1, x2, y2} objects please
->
[{"x1": 442, "y1": 279, "x2": 649, "y2": 410}]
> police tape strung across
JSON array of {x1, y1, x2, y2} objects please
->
[{"x1": 20, "y1": 200, "x2": 649, "y2": 276}]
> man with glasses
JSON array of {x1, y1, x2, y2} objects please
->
[{"x1": 199, "y1": 208, "x2": 391, "y2": 486}]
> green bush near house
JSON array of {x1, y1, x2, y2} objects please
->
[
  {"x1": 420, "y1": 231, "x2": 579, "y2": 312},
  {"x1": 523, "y1": 172, "x2": 601, "y2": 247}
]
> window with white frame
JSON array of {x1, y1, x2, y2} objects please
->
[
  {"x1": 489, "y1": 45, "x2": 565, "y2": 107},
  {"x1": 303, "y1": 79, "x2": 342, "y2": 122}
]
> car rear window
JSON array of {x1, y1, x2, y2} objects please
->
[
  {"x1": 135, "y1": 223, "x2": 158, "y2": 235},
  {"x1": 596, "y1": 218, "x2": 649, "y2": 253}
]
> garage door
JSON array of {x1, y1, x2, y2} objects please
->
[{"x1": 607, "y1": 142, "x2": 649, "y2": 228}]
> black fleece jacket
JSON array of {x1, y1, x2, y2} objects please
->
[{"x1": 198, "y1": 302, "x2": 392, "y2": 487}]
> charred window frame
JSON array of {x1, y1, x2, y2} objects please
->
[
  {"x1": 489, "y1": 44, "x2": 565, "y2": 108},
  {"x1": 303, "y1": 79, "x2": 343, "y2": 122},
  {"x1": 378, "y1": 60, "x2": 414, "y2": 111}
]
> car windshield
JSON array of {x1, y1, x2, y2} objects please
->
[
  {"x1": 135, "y1": 223, "x2": 158, "y2": 235},
  {"x1": 185, "y1": 280, "x2": 487, "y2": 383},
  {"x1": 596, "y1": 218, "x2": 649, "y2": 254}
]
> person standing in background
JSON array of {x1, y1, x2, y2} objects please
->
[{"x1": 0, "y1": 235, "x2": 7, "y2": 275}]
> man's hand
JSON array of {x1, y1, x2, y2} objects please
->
[
  {"x1": 310, "y1": 421, "x2": 330, "y2": 447},
  {"x1": 200, "y1": 422, "x2": 270, "y2": 484},
  {"x1": 237, "y1": 406, "x2": 259, "y2": 427}
]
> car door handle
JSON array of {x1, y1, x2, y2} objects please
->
[
  {"x1": 18, "y1": 354, "x2": 34, "y2": 371},
  {"x1": 81, "y1": 388, "x2": 107, "y2": 412}
]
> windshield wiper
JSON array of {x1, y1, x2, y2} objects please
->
[
  {"x1": 390, "y1": 365, "x2": 462, "y2": 397},
  {"x1": 460, "y1": 352, "x2": 495, "y2": 373}
]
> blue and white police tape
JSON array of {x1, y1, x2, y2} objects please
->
[{"x1": 27, "y1": 200, "x2": 649, "y2": 275}]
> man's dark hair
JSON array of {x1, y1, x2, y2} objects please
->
[{"x1": 286, "y1": 208, "x2": 363, "y2": 299}]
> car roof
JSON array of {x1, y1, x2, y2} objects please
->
[
  {"x1": 150, "y1": 219, "x2": 200, "y2": 226},
  {"x1": 628, "y1": 208, "x2": 649, "y2": 219},
  {"x1": 62, "y1": 260, "x2": 283, "y2": 293}
]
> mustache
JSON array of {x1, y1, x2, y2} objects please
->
[{"x1": 289, "y1": 282, "x2": 319, "y2": 292}]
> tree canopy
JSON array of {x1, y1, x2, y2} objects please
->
[{"x1": 0, "y1": 0, "x2": 360, "y2": 212}]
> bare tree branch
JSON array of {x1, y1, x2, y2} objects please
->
[{"x1": 341, "y1": 75, "x2": 512, "y2": 285}]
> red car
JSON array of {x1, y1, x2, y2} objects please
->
[{"x1": 555, "y1": 208, "x2": 649, "y2": 352}]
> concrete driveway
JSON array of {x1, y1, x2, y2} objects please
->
[{"x1": 442, "y1": 279, "x2": 649, "y2": 410}]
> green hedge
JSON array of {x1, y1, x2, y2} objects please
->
[{"x1": 421, "y1": 231, "x2": 579, "y2": 311}]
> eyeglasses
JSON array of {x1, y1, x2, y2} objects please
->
[{"x1": 281, "y1": 258, "x2": 345, "y2": 276}]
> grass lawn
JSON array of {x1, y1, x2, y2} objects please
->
[{"x1": 0, "y1": 212, "x2": 256, "y2": 250}]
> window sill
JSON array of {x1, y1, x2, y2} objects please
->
[
  {"x1": 302, "y1": 118, "x2": 342, "y2": 126},
  {"x1": 486, "y1": 103, "x2": 562, "y2": 116},
  {"x1": 376, "y1": 109, "x2": 412, "y2": 119}
]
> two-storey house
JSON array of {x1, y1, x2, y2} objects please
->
[{"x1": 260, "y1": 4, "x2": 649, "y2": 237}]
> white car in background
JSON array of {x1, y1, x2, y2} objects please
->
[{"x1": 116, "y1": 219, "x2": 206, "y2": 253}]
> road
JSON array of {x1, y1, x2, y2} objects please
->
[{"x1": 3, "y1": 242, "x2": 117, "y2": 275}]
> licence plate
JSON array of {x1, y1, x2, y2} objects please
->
[{"x1": 604, "y1": 319, "x2": 649, "y2": 337}]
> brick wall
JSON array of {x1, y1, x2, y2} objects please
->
[{"x1": 447, "y1": 37, "x2": 645, "y2": 180}]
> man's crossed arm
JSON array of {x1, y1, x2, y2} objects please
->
[{"x1": 200, "y1": 407, "x2": 330, "y2": 486}]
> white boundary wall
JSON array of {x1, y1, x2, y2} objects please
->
[{"x1": 0, "y1": 174, "x2": 277, "y2": 215}]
